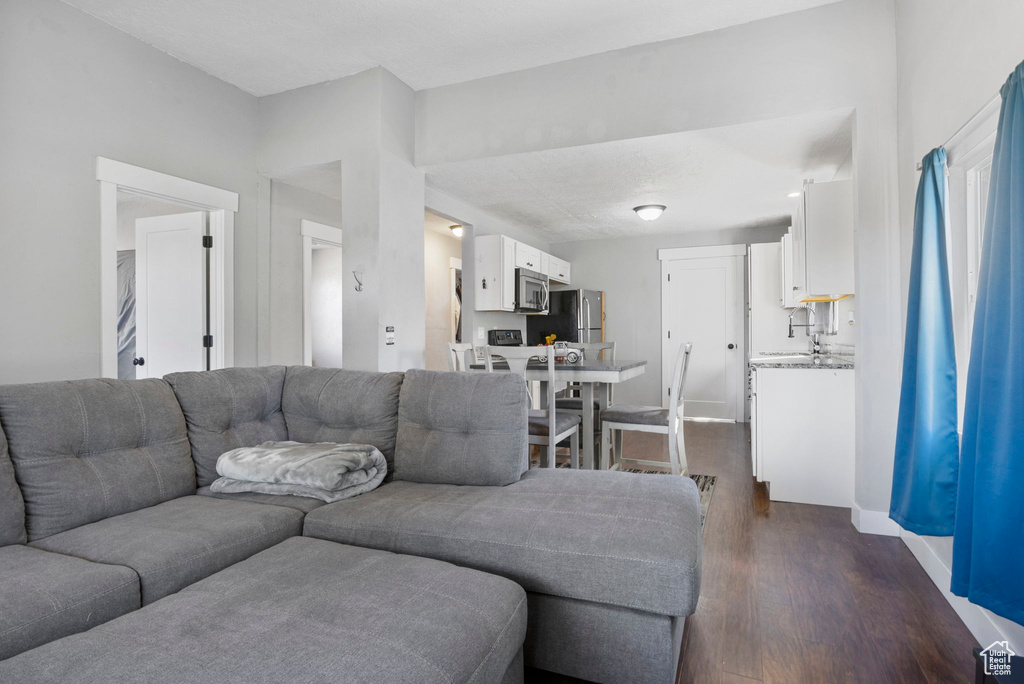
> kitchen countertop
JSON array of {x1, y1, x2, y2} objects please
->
[
  {"x1": 749, "y1": 355, "x2": 855, "y2": 369},
  {"x1": 470, "y1": 358, "x2": 647, "y2": 372}
]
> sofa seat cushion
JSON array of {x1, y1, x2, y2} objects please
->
[
  {"x1": 304, "y1": 469, "x2": 702, "y2": 616},
  {"x1": 0, "y1": 545, "x2": 140, "y2": 661},
  {"x1": 0, "y1": 537, "x2": 527, "y2": 684},
  {"x1": 0, "y1": 378, "x2": 195, "y2": 541},
  {"x1": 31, "y1": 495, "x2": 302, "y2": 605},
  {"x1": 164, "y1": 366, "x2": 288, "y2": 487},
  {"x1": 393, "y1": 369, "x2": 529, "y2": 486},
  {"x1": 196, "y1": 485, "x2": 326, "y2": 513}
]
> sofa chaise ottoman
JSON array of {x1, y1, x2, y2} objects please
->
[{"x1": 0, "y1": 536, "x2": 526, "y2": 684}]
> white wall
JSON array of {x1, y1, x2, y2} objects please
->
[
  {"x1": 424, "y1": 229, "x2": 462, "y2": 370},
  {"x1": 311, "y1": 246, "x2": 345, "y2": 368},
  {"x1": 553, "y1": 225, "x2": 788, "y2": 406},
  {"x1": 0, "y1": 0, "x2": 259, "y2": 384},
  {"x1": 894, "y1": 0, "x2": 1024, "y2": 651},
  {"x1": 258, "y1": 68, "x2": 426, "y2": 372},
  {"x1": 267, "y1": 181, "x2": 342, "y2": 365}
]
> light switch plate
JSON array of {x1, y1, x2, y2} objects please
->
[{"x1": 385, "y1": 326, "x2": 395, "y2": 345}]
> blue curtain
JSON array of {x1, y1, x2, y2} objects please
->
[
  {"x1": 952, "y1": 61, "x2": 1024, "y2": 625},
  {"x1": 889, "y1": 147, "x2": 959, "y2": 535}
]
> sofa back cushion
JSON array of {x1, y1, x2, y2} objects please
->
[
  {"x1": 282, "y1": 367, "x2": 404, "y2": 477},
  {"x1": 164, "y1": 366, "x2": 288, "y2": 487},
  {"x1": 394, "y1": 369, "x2": 529, "y2": 486},
  {"x1": 0, "y1": 425, "x2": 27, "y2": 546},
  {"x1": 0, "y1": 379, "x2": 194, "y2": 541}
]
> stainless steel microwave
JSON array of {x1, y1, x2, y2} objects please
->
[{"x1": 514, "y1": 268, "x2": 549, "y2": 314}]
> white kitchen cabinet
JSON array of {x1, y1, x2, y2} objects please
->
[
  {"x1": 548, "y1": 256, "x2": 571, "y2": 284},
  {"x1": 751, "y1": 242, "x2": 806, "y2": 351},
  {"x1": 788, "y1": 180, "x2": 855, "y2": 297},
  {"x1": 751, "y1": 366, "x2": 854, "y2": 508},
  {"x1": 476, "y1": 235, "x2": 572, "y2": 311},
  {"x1": 474, "y1": 234, "x2": 516, "y2": 312},
  {"x1": 514, "y1": 242, "x2": 542, "y2": 271},
  {"x1": 780, "y1": 234, "x2": 805, "y2": 308}
]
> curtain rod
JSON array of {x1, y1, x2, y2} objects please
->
[{"x1": 916, "y1": 93, "x2": 1001, "y2": 170}]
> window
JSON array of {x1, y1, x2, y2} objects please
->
[{"x1": 945, "y1": 96, "x2": 1000, "y2": 426}]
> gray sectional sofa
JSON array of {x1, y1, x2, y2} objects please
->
[{"x1": 0, "y1": 365, "x2": 702, "y2": 683}]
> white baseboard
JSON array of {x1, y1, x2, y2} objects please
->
[
  {"x1": 900, "y1": 529, "x2": 1021, "y2": 653},
  {"x1": 850, "y1": 503, "x2": 901, "y2": 536}
]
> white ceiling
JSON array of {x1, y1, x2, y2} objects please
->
[
  {"x1": 424, "y1": 110, "x2": 853, "y2": 243},
  {"x1": 424, "y1": 209, "x2": 461, "y2": 239},
  {"x1": 268, "y1": 162, "x2": 342, "y2": 201},
  {"x1": 60, "y1": 0, "x2": 841, "y2": 95}
]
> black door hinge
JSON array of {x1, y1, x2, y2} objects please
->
[
  {"x1": 202, "y1": 235, "x2": 213, "y2": 248},
  {"x1": 203, "y1": 335, "x2": 213, "y2": 348}
]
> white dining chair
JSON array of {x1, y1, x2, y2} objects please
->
[
  {"x1": 555, "y1": 341, "x2": 617, "y2": 415},
  {"x1": 600, "y1": 342, "x2": 692, "y2": 476},
  {"x1": 445, "y1": 342, "x2": 475, "y2": 371},
  {"x1": 485, "y1": 345, "x2": 581, "y2": 469}
]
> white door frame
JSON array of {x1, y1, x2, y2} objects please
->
[
  {"x1": 97, "y1": 157, "x2": 237, "y2": 378},
  {"x1": 449, "y1": 257, "x2": 463, "y2": 343},
  {"x1": 659, "y1": 244, "x2": 747, "y2": 421},
  {"x1": 301, "y1": 220, "x2": 344, "y2": 366}
]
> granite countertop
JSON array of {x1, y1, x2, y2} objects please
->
[{"x1": 749, "y1": 354, "x2": 855, "y2": 370}]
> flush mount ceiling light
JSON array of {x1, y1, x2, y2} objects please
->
[
  {"x1": 633, "y1": 205, "x2": 666, "y2": 221},
  {"x1": 449, "y1": 224, "x2": 464, "y2": 238}
]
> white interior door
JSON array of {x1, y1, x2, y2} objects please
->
[
  {"x1": 135, "y1": 212, "x2": 207, "y2": 379},
  {"x1": 662, "y1": 253, "x2": 745, "y2": 420}
]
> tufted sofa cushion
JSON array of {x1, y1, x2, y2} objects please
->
[
  {"x1": 0, "y1": 379, "x2": 195, "y2": 541},
  {"x1": 0, "y1": 424, "x2": 27, "y2": 546},
  {"x1": 393, "y1": 369, "x2": 529, "y2": 486},
  {"x1": 164, "y1": 366, "x2": 288, "y2": 487},
  {"x1": 282, "y1": 366, "x2": 404, "y2": 476}
]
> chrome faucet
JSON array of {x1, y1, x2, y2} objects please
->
[{"x1": 788, "y1": 305, "x2": 816, "y2": 338}]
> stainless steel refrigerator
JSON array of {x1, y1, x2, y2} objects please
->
[{"x1": 526, "y1": 289, "x2": 603, "y2": 345}]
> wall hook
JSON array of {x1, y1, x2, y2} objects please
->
[{"x1": 353, "y1": 271, "x2": 364, "y2": 292}]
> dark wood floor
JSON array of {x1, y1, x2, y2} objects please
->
[{"x1": 527, "y1": 423, "x2": 978, "y2": 684}]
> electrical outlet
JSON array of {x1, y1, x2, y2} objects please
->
[{"x1": 476, "y1": 327, "x2": 485, "y2": 341}]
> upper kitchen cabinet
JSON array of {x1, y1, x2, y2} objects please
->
[
  {"x1": 475, "y1": 234, "x2": 516, "y2": 312},
  {"x1": 546, "y1": 255, "x2": 571, "y2": 284},
  {"x1": 475, "y1": 234, "x2": 572, "y2": 311},
  {"x1": 514, "y1": 241, "x2": 542, "y2": 271},
  {"x1": 790, "y1": 179, "x2": 855, "y2": 297}
]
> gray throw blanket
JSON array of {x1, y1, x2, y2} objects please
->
[{"x1": 210, "y1": 441, "x2": 387, "y2": 503}]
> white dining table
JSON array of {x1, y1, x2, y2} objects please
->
[{"x1": 471, "y1": 358, "x2": 647, "y2": 469}]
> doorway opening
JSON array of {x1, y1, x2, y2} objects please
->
[
  {"x1": 424, "y1": 209, "x2": 464, "y2": 370},
  {"x1": 301, "y1": 220, "x2": 344, "y2": 367},
  {"x1": 98, "y1": 158, "x2": 237, "y2": 379}
]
